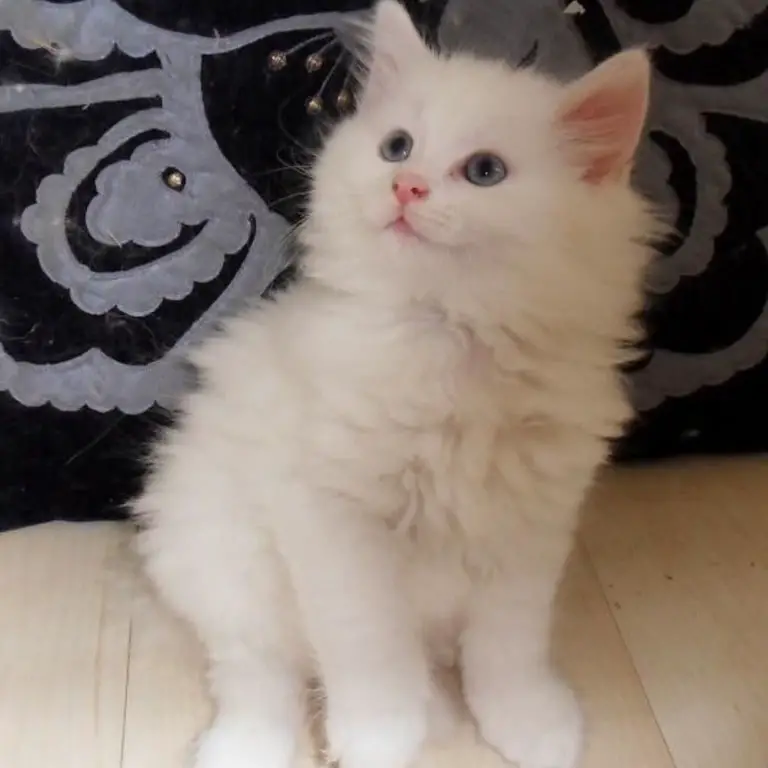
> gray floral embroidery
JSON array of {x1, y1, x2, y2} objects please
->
[
  {"x1": 19, "y1": 109, "x2": 273, "y2": 317},
  {"x1": 440, "y1": 0, "x2": 590, "y2": 78},
  {"x1": 631, "y1": 228, "x2": 768, "y2": 410},
  {"x1": 0, "y1": 0, "x2": 354, "y2": 413},
  {"x1": 605, "y1": 0, "x2": 768, "y2": 54},
  {"x1": 87, "y1": 140, "x2": 243, "y2": 252}
]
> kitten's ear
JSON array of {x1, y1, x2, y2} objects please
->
[
  {"x1": 556, "y1": 49, "x2": 651, "y2": 185},
  {"x1": 358, "y1": 1, "x2": 431, "y2": 104}
]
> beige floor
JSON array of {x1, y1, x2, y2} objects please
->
[{"x1": 0, "y1": 457, "x2": 766, "y2": 768}]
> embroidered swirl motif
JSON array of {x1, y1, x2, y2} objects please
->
[{"x1": 0, "y1": 0, "x2": 360, "y2": 413}]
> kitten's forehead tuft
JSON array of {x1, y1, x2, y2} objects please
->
[
  {"x1": 374, "y1": 53, "x2": 563, "y2": 156},
  {"x1": 439, "y1": 55, "x2": 560, "y2": 111}
]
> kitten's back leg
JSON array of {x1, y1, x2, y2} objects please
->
[{"x1": 134, "y1": 445, "x2": 309, "y2": 768}]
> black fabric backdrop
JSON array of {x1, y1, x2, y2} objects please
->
[{"x1": 0, "y1": 0, "x2": 766, "y2": 531}]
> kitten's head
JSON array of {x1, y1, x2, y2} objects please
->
[{"x1": 303, "y1": 0, "x2": 658, "y2": 336}]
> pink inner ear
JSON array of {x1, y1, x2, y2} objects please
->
[
  {"x1": 560, "y1": 62, "x2": 648, "y2": 185},
  {"x1": 566, "y1": 91, "x2": 626, "y2": 133}
]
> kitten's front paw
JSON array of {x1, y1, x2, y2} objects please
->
[
  {"x1": 193, "y1": 716, "x2": 297, "y2": 768},
  {"x1": 469, "y1": 674, "x2": 583, "y2": 768},
  {"x1": 327, "y1": 701, "x2": 428, "y2": 768}
]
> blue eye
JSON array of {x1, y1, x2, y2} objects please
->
[
  {"x1": 379, "y1": 129, "x2": 414, "y2": 162},
  {"x1": 464, "y1": 153, "x2": 507, "y2": 186}
]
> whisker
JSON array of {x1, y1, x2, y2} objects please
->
[
  {"x1": 310, "y1": 36, "x2": 341, "y2": 63},
  {"x1": 280, "y1": 218, "x2": 305, "y2": 241},
  {"x1": 339, "y1": 65, "x2": 356, "y2": 100},
  {"x1": 317, "y1": 49, "x2": 346, "y2": 98},
  {"x1": 278, "y1": 144, "x2": 319, "y2": 170},
  {"x1": 283, "y1": 31, "x2": 336, "y2": 58},
  {"x1": 247, "y1": 164, "x2": 313, "y2": 182},
  {"x1": 277, "y1": 96, "x2": 316, "y2": 157},
  {"x1": 267, "y1": 189, "x2": 310, "y2": 209}
]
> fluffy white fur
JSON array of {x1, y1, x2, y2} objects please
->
[{"x1": 133, "y1": 3, "x2": 660, "y2": 768}]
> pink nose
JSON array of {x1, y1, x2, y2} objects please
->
[{"x1": 392, "y1": 172, "x2": 430, "y2": 206}]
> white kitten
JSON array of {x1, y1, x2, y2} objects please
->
[{"x1": 133, "y1": 3, "x2": 659, "y2": 768}]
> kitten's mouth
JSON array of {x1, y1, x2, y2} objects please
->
[{"x1": 387, "y1": 214, "x2": 424, "y2": 241}]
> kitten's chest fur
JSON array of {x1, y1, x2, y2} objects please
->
[
  {"x1": 392, "y1": 420, "x2": 503, "y2": 539},
  {"x1": 309, "y1": 304, "x2": 559, "y2": 539},
  {"x1": 321, "y1": 303, "x2": 518, "y2": 427},
  {"x1": 389, "y1": 419, "x2": 523, "y2": 661}
]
